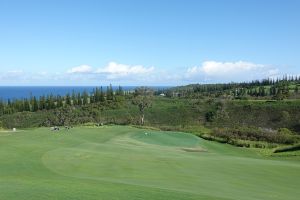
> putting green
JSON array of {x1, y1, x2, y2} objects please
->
[{"x1": 0, "y1": 126, "x2": 299, "y2": 200}]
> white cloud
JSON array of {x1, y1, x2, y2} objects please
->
[
  {"x1": 185, "y1": 60, "x2": 279, "y2": 82},
  {"x1": 0, "y1": 61, "x2": 287, "y2": 85},
  {"x1": 267, "y1": 69, "x2": 280, "y2": 77},
  {"x1": 62, "y1": 62, "x2": 156, "y2": 83},
  {"x1": 187, "y1": 61, "x2": 264, "y2": 77},
  {"x1": 0, "y1": 70, "x2": 24, "y2": 79},
  {"x1": 67, "y1": 65, "x2": 93, "y2": 74},
  {"x1": 37, "y1": 71, "x2": 48, "y2": 76},
  {"x1": 7, "y1": 70, "x2": 23, "y2": 75},
  {"x1": 95, "y1": 62, "x2": 154, "y2": 79}
]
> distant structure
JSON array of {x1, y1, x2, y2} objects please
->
[
  {"x1": 172, "y1": 92, "x2": 180, "y2": 97},
  {"x1": 51, "y1": 127, "x2": 60, "y2": 131},
  {"x1": 159, "y1": 93, "x2": 166, "y2": 97},
  {"x1": 13, "y1": 128, "x2": 16, "y2": 132}
]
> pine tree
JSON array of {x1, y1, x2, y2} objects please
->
[
  {"x1": 77, "y1": 93, "x2": 82, "y2": 105},
  {"x1": 50, "y1": 95, "x2": 56, "y2": 109},
  {"x1": 116, "y1": 85, "x2": 124, "y2": 96},
  {"x1": 23, "y1": 98, "x2": 31, "y2": 111},
  {"x1": 0, "y1": 100, "x2": 4, "y2": 115},
  {"x1": 100, "y1": 87, "x2": 105, "y2": 102},
  {"x1": 82, "y1": 91, "x2": 88, "y2": 105},
  {"x1": 57, "y1": 95, "x2": 63, "y2": 108},
  {"x1": 72, "y1": 91, "x2": 77, "y2": 105},
  {"x1": 90, "y1": 89, "x2": 95, "y2": 103},
  {"x1": 106, "y1": 84, "x2": 114, "y2": 100},
  {"x1": 39, "y1": 96, "x2": 46, "y2": 110},
  {"x1": 65, "y1": 93, "x2": 71, "y2": 106},
  {"x1": 94, "y1": 87, "x2": 100, "y2": 102},
  {"x1": 106, "y1": 86, "x2": 111, "y2": 100},
  {"x1": 32, "y1": 96, "x2": 39, "y2": 111}
]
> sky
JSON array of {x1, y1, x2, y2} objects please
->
[{"x1": 0, "y1": 0, "x2": 299, "y2": 86}]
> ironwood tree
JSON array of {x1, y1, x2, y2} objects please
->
[{"x1": 132, "y1": 87, "x2": 153, "y2": 125}]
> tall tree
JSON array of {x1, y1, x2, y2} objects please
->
[
  {"x1": 23, "y1": 98, "x2": 31, "y2": 111},
  {"x1": 106, "y1": 84, "x2": 114, "y2": 101},
  {"x1": 132, "y1": 87, "x2": 154, "y2": 125},
  {"x1": 32, "y1": 97, "x2": 39, "y2": 111},
  {"x1": 94, "y1": 87, "x2": 100, "y2": 102},
  {"x1": 0, "y1": 100, "x2": 4, "y2": 115},
  {"x1": 57, "y1": 95, "x2": 63, "y2": 108},
  {"x1": 39, "y1": 96, "x2": 46, "y2": 110},
  {"x1": 116, "y1": 85, "x2": 124, "y2": 96},
  {"x1": 100, "y1": 86, "x2": 105, "y2": 102},
  {"x1": 65, "y1": 93, "x2": 71, "y2": 106},
  {"x1": 82, "y1": 91, "x2": 89, "y2": 105},
  {"x1": 72, "y1": 91, "x2": 77, "y2": 105},
  {"x1": 77, "y1": 93, "x2": 82, "y2": 105}
]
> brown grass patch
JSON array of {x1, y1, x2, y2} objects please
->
[{"x1": 181, "y1": 147, "x2": 207, "y2": 152}]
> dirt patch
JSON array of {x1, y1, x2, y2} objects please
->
[
  {"x1": 181, "y1": 147, "x2": 207, "y2": 152},
  {"x1": 0, "y1": 131, "x2": 12, "y2": 136}
]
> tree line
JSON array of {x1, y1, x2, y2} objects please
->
[
  {"x1": 167, "y1": 76, "x2": 300, "y2": 99},
  {"x1": 0, "y1": 85, "x2": 128, "y2": 115}
]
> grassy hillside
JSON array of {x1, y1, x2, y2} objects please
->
[
  {"x1": 1, "y1": 97, "x2": 300, "y2": 151},
  {"x1": 0, "y1": 126, "x2": 299, "y2": 200},
  {"x1": 216, "y1": 100, "x2": 300, "y2": 130},
  {"x1": 2, "y1": 98, "x2": 300, "y2": 133}
]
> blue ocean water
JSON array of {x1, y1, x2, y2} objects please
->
[{"x1": 0, "y1": 86, "x2": 170, "y2": 100}]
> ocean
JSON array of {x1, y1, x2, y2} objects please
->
[{"x1": 0, "y1": 86, "x2": 170, "y2": 100}]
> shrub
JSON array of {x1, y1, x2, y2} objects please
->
[
  {"x1": 211, "y1": 126, "x2": 298, "y2": 145},
  {"x1": 278, "y1": 128, "x2": 293, "y2": 135},
  {"x1": 205, "y1": 111, "x2": 216, "y2": 122}
]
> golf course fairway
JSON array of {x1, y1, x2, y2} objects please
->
[{"x1": 0, "y1": 126, "x2": 299, "y2": 200}]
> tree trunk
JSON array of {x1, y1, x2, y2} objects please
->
[{"x1": 141, "y1": 113, "x2": 144, "y2": 125}]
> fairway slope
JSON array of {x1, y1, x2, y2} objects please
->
[{"x1": 0, "y1": 126, "x2": 299, "y2": 200}]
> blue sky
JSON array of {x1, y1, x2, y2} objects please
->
[{"x1": 0, "y1": 0, "x2": 299, "y2": 86}]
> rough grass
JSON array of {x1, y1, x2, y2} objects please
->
[
  {"x1": 0, "y1": 126, "x2": 299, "y2": 200},
  {"x1": 273, "y1": 144, "x2": 300, "y2": 153}
]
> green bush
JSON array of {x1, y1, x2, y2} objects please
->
[
  {"x1": 211, "y1": 126, "x2": 298, "y2": 145},
  {"x1": 278, "y1": 128, "x2": 293, "y2": 135},
  {"x1": 205, "y1": 111, "x2": 216, "y2": 122}
]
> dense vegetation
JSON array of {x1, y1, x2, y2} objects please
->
[
  {"x1": 0, "y1": 84, "x2": 127, "y2": 115},
  {"x1": 158, "y1": 75, "x2": 300, "y2": 100}
]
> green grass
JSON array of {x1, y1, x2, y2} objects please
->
[{"x1": 0, "y1": 126, "x2": 299, "y2": 200}]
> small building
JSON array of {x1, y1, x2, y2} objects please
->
[
  {"x1": 159, "y1": 93, "x2": 166, "y2": 97},
  {"x1": 51, "y1": 127, "x2": 60, "y2": 131}
]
